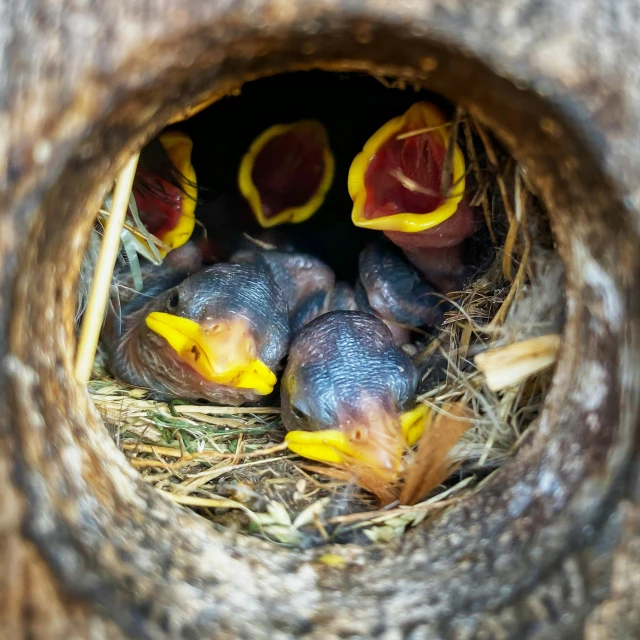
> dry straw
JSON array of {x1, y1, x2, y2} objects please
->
[{"x1": 76, "y1": 153, "x2": 140, "y2": 382}]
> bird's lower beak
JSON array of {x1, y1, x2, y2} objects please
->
[
  {"x1": 238, "y1": 119, "x2": 334, "y2": 228},
  {"x1": 348, "y1": 101, "x2": 466, "y2": 234},
  {"x1": 285, "y1": 404, "x2": 430, "y2": 476},
  {"x1": 285, "y1": 428, "x2": 391, "y2": 468},
  {"x1": 145, "y1": 312, "x2": 276, "y2": 395}
]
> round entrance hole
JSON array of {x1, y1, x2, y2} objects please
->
[
  {"x1": 4, "y1": 7, "x2": 640, "y2": 638},
  {"x1": 85, "y1": 70, "x2": 562, "y2": 547}
]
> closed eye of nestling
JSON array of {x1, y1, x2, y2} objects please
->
[
  {"x1": 167, "y1": 291, "x2": 180, "y2": 309},
  {"x1": 290, "y1": 406, "x2": 308, "y2": 423}
]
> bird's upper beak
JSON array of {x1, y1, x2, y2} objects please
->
[
  {"x1": 238, "y1": 120, "x2": 335, "y2": 228},
  {"x1": 145, "y1": 312, "x2": 276, "y2": 395},
  {"x1": 135, "y1": 131, "x2": 197, "y2": 256},
  {"x1": 348, "y1": 102, "x2": 466, "y2": 234},
  {"x1": 285, "y1": 403, "x2": 430, "y2": 487}
]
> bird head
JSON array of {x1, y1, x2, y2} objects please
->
[
  {"x1": 348, "y1": 102, "x2": 472, "y2": 246},
  {"x1": 281, "y1": 311, "x2": 429, "y2": 501},
  {"x1": 133, "y1": 263, "x2": 290, "y2": 403},
  {"x1": 238, "y1": 120, "x2": 334, "y2": 228},
  {"x1": 134, "y1": 130, "x2": 197, "y2": 256}
]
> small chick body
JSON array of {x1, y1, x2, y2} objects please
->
[
  {"x1": 105, "y1": 262, "x2": 290, "y2": 405},
  {"x1": 232, "y1": 239, "x2": 350, "y2": 334},
  {"x1": 356, "y1": 242, "x2": 447, "y2": 344},
  {"x1": 282, "y1": 311, "x2": 423, "y2": 499}
]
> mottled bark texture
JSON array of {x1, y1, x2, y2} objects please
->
[{"x1": 1, "y1": 0, "x2": 639, "y2": 638}]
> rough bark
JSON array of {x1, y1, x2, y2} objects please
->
[{"x1": 1, "y1": 0, "x2": 639, "y2": 638}]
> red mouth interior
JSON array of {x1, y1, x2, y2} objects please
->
[
  {"x1": 363, "y1": 122, "x2": 447, "y2": 220},
  {"x1": 133, "y1": 168, "x2": 183, "y2": 239},
  {"x1": 251, "y1": 128, "x2": 325, "y2": 219}
]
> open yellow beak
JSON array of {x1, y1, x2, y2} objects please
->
[
  {"x1": 137, "y1": 131, "x2": 198, "y2": 258},
  {"x1": 285, "y1": 404, "x2": 431, "y2": 467},
  {"x1": 157, "y1": 131, "x2": 197, "y2": 253},
  {"x1": 145, "y1": 312, "x2": 276, "y2": 395},
  {"x1": 348, "y1": 102, "x2": 466, "y2": 233},
  {"x1": 238, "y1": 120, "x2": 335, "y2": 228}
]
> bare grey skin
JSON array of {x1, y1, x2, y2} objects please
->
[
  {"x1": 233, "y1": 243, "x2": 358, "y2": 333},
  {"x1": 104, "y1": 262, "x2": 290, "y2": 404},
  {"x1": 356, "y1": 241, "x2": 447, "y2": 344},
  {"x1": 281, "y1": 311, "x2": 420, "y2": 495}
]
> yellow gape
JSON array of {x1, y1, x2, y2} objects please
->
[
  {"x1": 156, "y1": 131, "x2": 197, "y2": 254},
  {"x1": 348, "y1": 102, "x2": 466, "y2": 233},
  {"x1": 285, "y1": 404, "x2": 431, "y2": 467},
  {"x1": 145, "y1": 312, "x2": 276, "y2": 395},
  {"x1": 238, "y1": 120, "x2": 335, "y2": 228}
]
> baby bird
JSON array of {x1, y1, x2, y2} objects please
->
[
  {"x1": 281, "y1": 311, "x2": 429, "y2": 501},
  {"x1": 105, "y1": 262, "x2": 290, "y2": 405},
  {"x1": 356, "y1": 242, "x2": 448, "y2": 345},
  {"x1": 232, "y1": 235, "x2": 355, "y2": 334},
  {"x1": 134, "y1": 131, "x2": 198, "y2": 255},
  {"x1": 348, "y1": 102, "x2": 479, "y2": 292}
]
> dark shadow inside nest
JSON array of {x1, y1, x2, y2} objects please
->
[{"x1": 84, "y1": 70, "x2": 563, "y2": 549}]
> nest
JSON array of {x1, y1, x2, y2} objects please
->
[{"x1": 86, "y1": 109, "x2": 564, "y2": 548}]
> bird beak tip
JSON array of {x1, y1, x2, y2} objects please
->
[
  {"x1": 285, "y1": 422, "x2": 404, "y2": 477},
  {"x1": 285, "y1": 430, "x2": 348, "y2": 465}
]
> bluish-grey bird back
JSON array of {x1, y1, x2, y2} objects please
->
[{"x1": 358, "y1": 242, "x2": 447, "y2": 327}]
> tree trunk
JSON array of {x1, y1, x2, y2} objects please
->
[{"x1": 1, "y1": 0, "x2": 639, "y2": 637}]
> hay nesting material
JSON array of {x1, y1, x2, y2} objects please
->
[
  {"x1": 92, "y1": 371, "x2": 480, "y2": 546},
  {"x1": 90, "y1": 243, "x2": 563, "y2": 548},
  {"x1": 87, "y1": 110, "x2": 565, "y2": 547},
  {"x1": 76, "y1": 154, "x2": 140, "y2": 383},
  {"x1": 430, "y1": 249, "x2": 564, "y2": 475}
]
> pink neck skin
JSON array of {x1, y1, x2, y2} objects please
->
[{"x1": 383, "y1": 199, "x2": 479, "y2": 293}]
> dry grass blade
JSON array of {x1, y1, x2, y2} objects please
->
[
  {"x1": 463, "y1": 117, "x2": 497, "y2": 246},
  {"x1": 396, "y1": 122, "x2": 452, "y2": 140},
  {"x1": 469, "y1": 113, "x2": 498, "y2": 168},
  {"x1": 76, "y1": 152, "x2": 140, "y2": 383},
  {"x1": 400, "y1": 402, "x2": 474, "y2": 506},
  {"x1": 160, "y1": 492, "x2": 248, "y2": 510},
  {"x1": 475, "y1": 334, "x2": 561, "y2": 392},
  {"x1": 98, "y1": 208, "x2": 171, "y2": 253},
  {"x1": 501, "y1": 208, "x2": 520, "y2": 281},
  {"x1": 440, "y1": 106, "x2": 462, "y2": 197},
  {"x1": 175, "y1": 405, "x2": 280, "y2": 415},
  {"x1": 488, "y1": 182, "x2": 532, "y2": 331},
  {"x1": 123, "y1": 441, "x2": 288, "y2": 463}
]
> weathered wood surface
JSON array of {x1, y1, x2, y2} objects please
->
[{"x1": 1, "y1": 0, "x2": 640, "y2": 638}]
